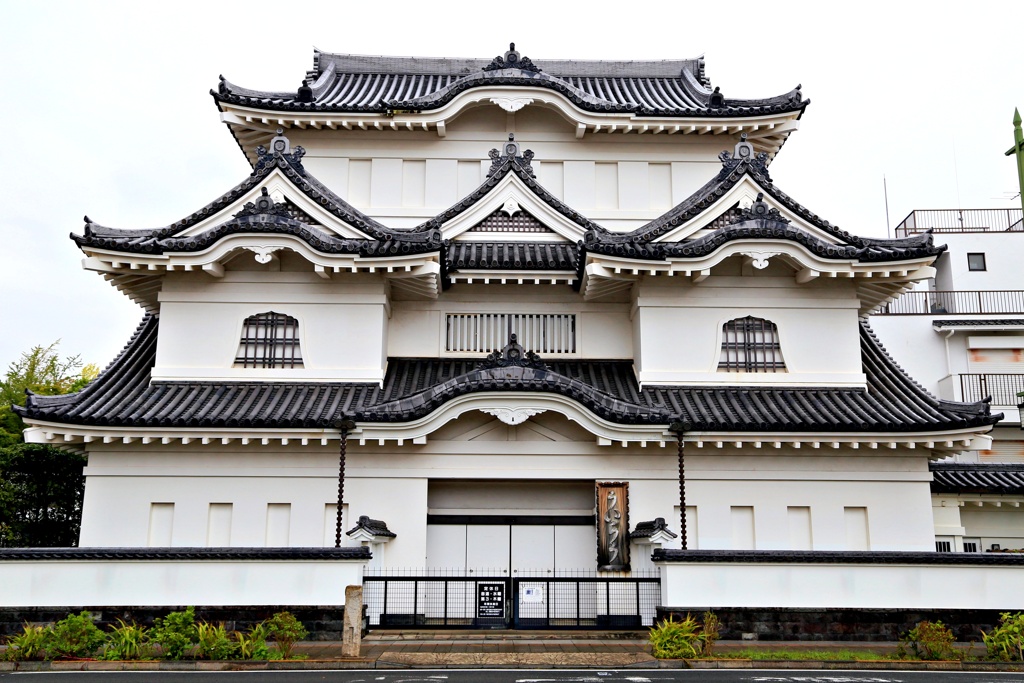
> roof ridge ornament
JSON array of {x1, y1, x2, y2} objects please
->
[
  {"x1": 233, "y1": 188, "x2": 292, "y2": 219},
  {"x1": 254, "y1": 128, "x2": 307, "y2": 176},
  {"x1": 718, "y1": 133, "x2": 771, "y2": 180},
  {"x1": 487, "y1": 133, "x2": 536, "y2": 177},
  {"x1": 483, "y1": 42, "x2": 542, "y2": 73},
  {"x1": 737, "y1": 192, "x2": 789, "y2": 224},
  {"x1": 478, "y1": 333, "x2": 548, "y2": 371}
]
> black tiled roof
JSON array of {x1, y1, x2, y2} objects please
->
[
  {"x1": 213, "y1": 51, "x2": 807, "y2": 119},
  {"x1": 930, "y1": 463, "x2": 1024, "y2": 494},
  {"x1": 73, "y1": 148, "x2": 441, "y2": 255},
  {"x1": 18, "y1": 316, "x2": 999, "y2": 434},
  {"x1": 346, "y1": 516, "x2": 397, "y2": 539},
  {"x1": 0, "y1": 547, "x2": 370, "y2": 561},
  {"x1": 630, "y1": 518, "x2": 678, "y2": 540},
  {"x1": 583, "y1": 152, "x2": 945, "y2": 262},
  {"x1": 448, "y1": 242, "x2": 578, "y2": 271},
  {"x1": 652, "y1": 549, "x2": 1024, "y2": 565}
]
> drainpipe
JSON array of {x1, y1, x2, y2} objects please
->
[
  {"x1": 334, "y1": 416, "x2": 356, "y2": 548},
  {"x1": 669, "y1": 421, "x2": 693, "y2": 550}
]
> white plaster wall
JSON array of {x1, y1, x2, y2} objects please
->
[
  {"x1": 633, "y1": 277, "x2": 865, "y2": 385},
  {"x1": 387, "y1": 290, "x2": 632, "y2": 359},
  {"x1": 291, "y1": 105, "x2": 735, "y2": 231},
  {"x1": 78, "y1": 425, "x2": 938, "y2": 562},
  {"x1": 659, "y1": 562, "x2": 1024, "y2": 609},
  {"x1": 959, "y1": 507, "x2": 1024, "y2": 550},
  {"x1": 154, "y1": 272, "x2": 388, "y2": 382},
  {"x1": 0, "y1": 560, "x2": 365, "y2": 607}
]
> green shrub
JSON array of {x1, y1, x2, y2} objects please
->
[
  {"x1": 701, "y1": 611, "x2": 721, "y2": 657},
  {"x1": 235, "y1": 622, "x2": 272, "y2": 660},
  {"x1": 45, "y1": 611, "x2": 104, "y2": 659},
  {"x1": 151, "y1": 607, "x2": 198, "y2": 660},
  {"x1": 899, "y1": 620, "x2": 958, "y2": 660},
  {"x1": 195, "y1": 622, "x2": 236, "y2": 660},
  {"x1": 101, "y1": 619, "x2": 151, "y2": 661},
  {"x1": 982, "y1": 612, "x2": 1024, "y2": 661},
  {"x1": 266, "y1": 611, "x2": 308, "y2": 660},
  {"x1": 650, "y1": 614, "x2": 704, "y2": 659},
  {"x1": 4, "y1": 624, "x2": 49, "y2": 661}
]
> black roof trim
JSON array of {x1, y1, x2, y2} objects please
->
[
  {"x1": 930, "y1": 463, "x2": 1024, "y2": 495},
  {"x1": 0, "y1": 547, "x2": 370, "y2": 561},
  {"x1": 214, "y1": 51, "x2": 807, "y2": 119},
  {"x1": 631, "y1": 518, "x2": 678, "y2": 540},
  {"x1": 652, "y1": 548, "x2": 1024, "y2": 565},
  {"x1": 20, "y1": 318, "x2": 999, "y2": 433},
  {"x1": 72, "y1": 148, "x2": 435, "y2": 253},
  {"x1": 584, "y1": 151, "x2": 944, "y2": 261},
  {"x1": 346, "y1": 516, "x2": 397, "y2": 538},
  {"x1": 933, "y1": 319, "x2": 1024, "y2": 328}
]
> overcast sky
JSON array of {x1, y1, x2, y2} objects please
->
[{"x1": 0, "y1": 0, "x2": 1020, "y2": 370}]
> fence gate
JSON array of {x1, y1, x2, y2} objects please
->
[{"x1": 362, "y1": 571, "x2": 660, "y2": 630}]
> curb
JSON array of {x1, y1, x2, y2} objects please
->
[{"x1": 3, "y1": 658, "x2": 1024, "y2": 672}]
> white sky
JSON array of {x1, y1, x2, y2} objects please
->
[{"x1": 0, "y1": 0, "x2": 1021, "y2": 370}]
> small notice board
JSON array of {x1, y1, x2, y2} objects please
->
[{"x1": 476, "y1": 582, "x2": 505, "y2": 618}]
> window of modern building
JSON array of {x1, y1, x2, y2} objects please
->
[
  {"x1": 718, "y1": 316, "x2": 786, "y2": 372},
  {"x1": 235, "y1": 312, "x2": 303, "y2": 368},
  {"x1": 967, "y1": 253, "x2": 987, "y2": 271}
]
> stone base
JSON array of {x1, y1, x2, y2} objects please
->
[
  {"x1": 656, "y1": 606, "x2": 1007, "y2": 641},
  {"x1": 0, "y1": 606, "x2": 345, "y2": 640}
]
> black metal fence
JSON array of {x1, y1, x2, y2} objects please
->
[
  {"x1": 362, "y1": 569, "x2": 661, "y2": 629},
  {"x1": 877, "y1": 290, "x2": 1024, "y2": 315},
  {"x1": 959, "y1": 373, "x2": 1024, "y2": 405},
  {"x1": 894, "y1": 209, "x2": 1024, "y2": 236}
]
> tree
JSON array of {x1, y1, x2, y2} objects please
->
[{"x1": 0, "y1": 342, "x2": 97, "y2": 547}]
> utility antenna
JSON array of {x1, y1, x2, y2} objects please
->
[
  {"x1": 952, "y1": 136, "x2": 963, "y2": 227},
  {"x1": 883, "y1": 175, "x2": 891, "y2": 239}
]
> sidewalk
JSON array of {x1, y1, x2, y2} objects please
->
[{"x1": 4, "y1": 632, "x2": 1024, "y2": 671}]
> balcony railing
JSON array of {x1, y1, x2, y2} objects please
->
[
  {"x1": 895, "y1": 209, "x2": 1024, "y2": 237},
  {"x1": 877, "y1": 290, "x2": 1024, "y2": 315},
  {"x1": 959, "y1": 374, "x2": 1024, "y2": 405}
]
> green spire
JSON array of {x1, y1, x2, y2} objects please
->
[{"x1": 1007, "y1": 108, "x2": 1024, "y2": 215}]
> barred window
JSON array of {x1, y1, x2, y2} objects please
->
[
  {"x1": 235, "y1": 312, "x2": 303, "y2": 368},
  {"x1": 718, "y1": 316, "x2": 786, "y2": 372}
]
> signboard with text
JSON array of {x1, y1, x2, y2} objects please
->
[{"x1": 476, "y1": 581, "x2": 506, "y2": 618}]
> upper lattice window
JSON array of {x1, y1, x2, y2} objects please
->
[
  {"x1": 718, "y1": 316, "x2": 786, "y2": 372},
  {"x1": 235, "y1": 312, "x2": 303, "y2": 368}
]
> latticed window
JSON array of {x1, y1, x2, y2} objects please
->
[
  {"x1": 718, "y1": 316, "x2": 786, "y2": 372},
  {"x1": 235, "y1": 312, "x2": 303, "y2": 368}
]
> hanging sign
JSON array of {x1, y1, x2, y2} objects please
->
[
  {"x1": 476, "y1": 582, "x2": 506, "y2": 618},
  {"x1": 596, "y1": 481, "x2": 630, "y2": 571}
]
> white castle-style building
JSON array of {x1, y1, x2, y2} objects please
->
[{"x1": 6, "y1": 45, "x2": 1023, "y2": 632}]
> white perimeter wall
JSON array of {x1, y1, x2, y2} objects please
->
[
  {"x1": 0, "y1": 560, "x2": 365, "y2": 607},
  {"x1": 659, "y1": 561, "x2": 1024, "y2": 609}
]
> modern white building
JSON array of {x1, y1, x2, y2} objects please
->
[
  {"x1": 6, "y1": 45, "x2": 1022, "y2": 633},
  {"x1": 871, "y1": 208, "x2": 1024, "y2": 555}
]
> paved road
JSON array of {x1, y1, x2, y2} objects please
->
[{"x1": 4, "y1": 671, "x2": 1024, "y2": 682}]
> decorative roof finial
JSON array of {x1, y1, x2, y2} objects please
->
[
  {"x1": 733, "y1": 132, "x2": 754, "y2": 161},
  {"x1": 297, "y1": 79, "x2": 313, "y2": 103},
  {"x1": 483, "y1": 43, "x2": 542, "y2": 73},
  {"x1": 709, "y1": 86, "x2": 724, "y2": 108},
  {"x1": 270, "y1": 127, "x2": 291, "y2": 154},
  {"x1": 478, "y1": 333, "x2": 547, "y2": 371},
  {"x1": 486, "y1": 133, "x2": 536, "y2": 178}
]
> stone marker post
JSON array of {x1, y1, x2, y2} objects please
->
[{"x1": 342, "y1": 584, "x2": 363, "y2": 657}]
